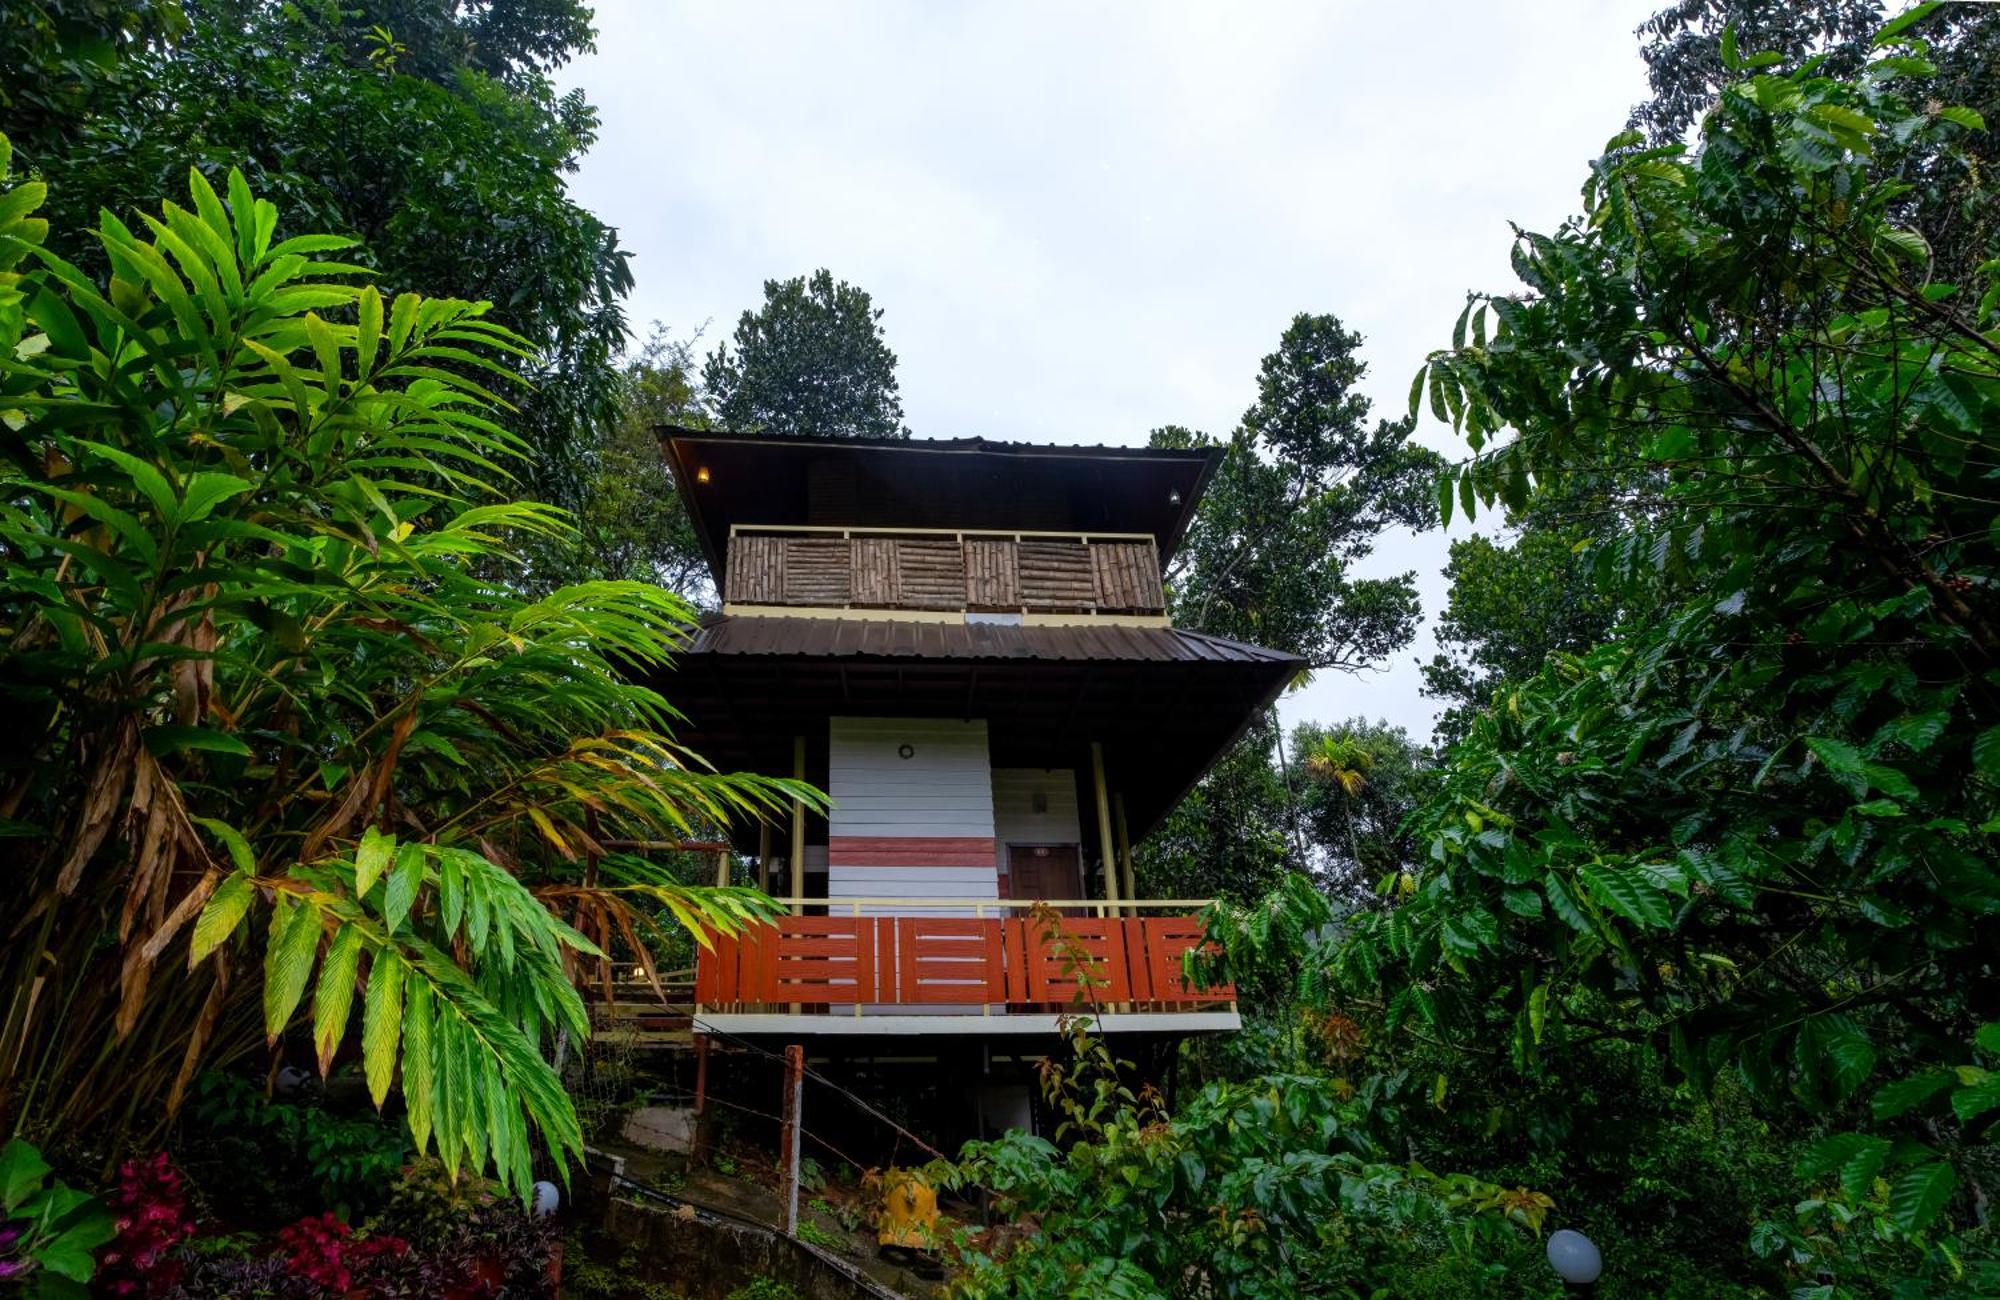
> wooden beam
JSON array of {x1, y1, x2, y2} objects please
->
[
  {"x1": 790, "y1": 735, "x2": 807, "y2": 1017},
  {"x1": 789, "y1": 734, "x2": 807, "y2": 917},
  {"x1": 1091, "y1": 742, "x2": 1121, "y2": 914},
  {"x1": 1115, "y1": 792, "x2": 1137, "y2": 915}
]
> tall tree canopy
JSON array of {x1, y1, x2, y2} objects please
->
[
  {"x1": 1137, "y1": 315, "x2": 1440, "y2": 903},
  {"x1": 21, "y1": 0, "x2": 632, "y2": 512},
  {"x1": 1632, "y1": 0, "x2": 1998, "y2": 283},
  {"x1": 702, "y1": 268, "x2": 908, "y2": 438},
  {"x1": 1344, "y1": 22, "x2": 2000, "y2": 1290},
  {"x1": 539, "y1": 326, "x2": 713, "y2": 597},
  {"x1": 1419, "y1": 476, "x2": 1643, "y2": 746},
  {"x1": 0, "y1": 0, "x2": 185, "y2": 166},
  {"x1": 1158, "y1": 313, "x2": 1443, "y2": 671},
  {"x1": 1290, "y1": 718, "x2": 1430, "y2": 905},
  {"x1": 1426, "y1": 3, "x2": 1999, "y2": 746}
]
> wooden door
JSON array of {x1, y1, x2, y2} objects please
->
[{"x1": 1007, "y1": 844, "x2": 1082, "y2": 904}]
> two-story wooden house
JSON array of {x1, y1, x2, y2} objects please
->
[{"x1": 651, "y1": 429, "x2": 1300, "y2": 1134}]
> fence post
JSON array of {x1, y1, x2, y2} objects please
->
[
  {"x1": 691, "y1": 1034, "x2": 713, "y2": 1162},
  {"x1": 780, "y1": 1043, "x2": 804, "y2": 1238}
]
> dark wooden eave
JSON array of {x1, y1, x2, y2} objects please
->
[
  {"x1": 659, "y1": 428, "x2": 1222, "y2": 588},
  {"x1": 650, "y1": 615, "x2": 1303, "y2": 846}
]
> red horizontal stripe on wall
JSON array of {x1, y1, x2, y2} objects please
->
[{"x1": 829, "y1": 835, "x2": 996, "y2": 868}]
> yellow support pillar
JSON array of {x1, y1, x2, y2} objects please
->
[
  {"x1": 790, "y1": 734, "x2": 807, "y2": 915},
  {"x1": 1090, "y1": 742, "x2": 1121, "y2": 917}
]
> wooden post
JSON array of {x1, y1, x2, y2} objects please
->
[
  {"x1": 789, "y1": 735, "x2": 807, "y2": 915},
  {"x1": 1114, "y1": 793, "x2": 1137, "y2": 916},
  {"x1": 712, "y1": 847, "x2": 730, "y2": 888},
  {"x1": 757, "y1": 822, "x2": 772, "y2": 894},
  {"x1": 1090, "y1": 742, "x2": 1120, "y2": 917},
  {"x1": 691, "y1": 1034, "x2": 712, "y2": 1161},
  {"x1": 779, "y1": 1043, "x2": 804, "y2": 1237},
  {"x1": 790, "y1": 736, "x2": 807, "y2": 1015}
]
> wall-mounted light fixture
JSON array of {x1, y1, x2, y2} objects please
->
[
  {"x1": 695, "y1": 465, "x2": 711, "y2": 484},
  {"x1": 1168, "y1": 488, "x2": 1182, "y2": 505}
]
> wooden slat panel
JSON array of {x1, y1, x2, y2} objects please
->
[
  {"x1": 896, "y1": 918, "x2": 1004, "y2": 1003},
  {"x1": 698, "y1": 915, "x2": 1228, "y2": 1010},
  {"x1": 894, "y1": 539, "x2": 966, "y2": 608},
  {"x1": 782, "y1": 537, "x2": 852, "y2": 605},
  {"x1": 1018, "y1": 917, "x2": 1132, "y2": 1002},
  {"x1": 1136, "y1": 917, "x2": 1234, "y2": 1004},
  {"x1": 768, "y1": 916, "x2": 873, "y2": 1005},
  {"x1": 723, "y1": 535, "x2": 785, "y2": 604},
  {"x1": 963, "y1": 538, "x2": 1020, "y2": 608},
  {"x1": 1017, "y1": 540, "x2": 1095, "y2": 610},
  {"x1": 851, "y1": 537, "x2": 899, "y2": 606},
  {"x1": 1091, "y1": 542, "x2": 1165, "y2": 613}
]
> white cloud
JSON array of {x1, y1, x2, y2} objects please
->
[{"x1": 559, "y1": 0, "x2": 1654, "y2": 742}]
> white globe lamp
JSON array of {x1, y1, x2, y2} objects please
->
[{"x1": 1547, "y1": 1228, "x2": 1602, "y2": 1288}]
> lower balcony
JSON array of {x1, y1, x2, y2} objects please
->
[{"x1": 693, "y1": 900, "x2": 1237, "y2": 1037}]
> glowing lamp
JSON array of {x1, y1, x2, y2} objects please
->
[{"x1": 1547, "y1": 1229, "x2": 1602, "y2": 1287}]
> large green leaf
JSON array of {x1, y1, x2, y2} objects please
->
[
  {"x1": 189, "y1": 870, "x2": 254, "y2": 966},
  {"x1": 1579, "y1": 864, "x2": 1672, "y2": 929},
  {"x1": 362, "y1": 948, "x2": 405, "y2": 1108},
  {"x1": 0, "y1": 1137, "x2": 50, "y2": 1213},
  {"x1": 262, "y1": 895, "x2": 322, "y2": 1040},
  {"x1": 1888, "y1": 1162, "x2": 1954, "y2": 1232},
  {"x1": 1872, "y1": 1071, "x2": 1954, "y2": 1120},
  {"x1": 354, "y1": 827, "x2": 393, "y2": 899},
  {"x1": 312, "y1": 926, "x2": 363, "y2": 1072}
]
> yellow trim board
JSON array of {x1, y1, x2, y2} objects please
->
[{"x1": 720, "y1": 603, "x2": 1172, "y2": 629}]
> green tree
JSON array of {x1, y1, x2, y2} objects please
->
[
  {"x1": 1419, "y1": 477, "x2": 1638, "y2": 746},
  {"x1": 24, "y1": 0, "x2": 631, "y2": 513},
  {"x1": 1135, "y1": 721, "x2": 1294, "y2": 905},
  {"x1": 1290, "y1": 718, "x2": 1429, "y2": 903},
  {"x1": 1415, "y1": 3, "x2": 2000, "y2": 754},
  {"x1": 1159, "y1": 314, "x2": 1443, "y2": 671},
  {"x1": 1632, "y1": 1, "x2": 1998, "y2": 283},
  {"x1": 0, "y1": 0, "x2": 184, "y2": 172},
  {"x1": 0, "y1": 152, "x2": 808, "y2": 1191},
  {"x1": 1630, "y1": 0, "x2": 1884, "y2": 142},
  {"x1": 702, "y1": 268, "x2": 907, "y2": 438},
  {"x1": 1140, "y1": 315, "x2": 1441, "y2": 904},
  {"x1": 1346, "y1": 24, "x2": 1999, "y2": 1291},
  {"x1": 536, "y1": 325, "x2": 713, "y2": 597}
]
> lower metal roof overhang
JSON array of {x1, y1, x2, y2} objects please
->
[{"x1": 647, "y1": 616, "x2": 1304, "y2": 844}]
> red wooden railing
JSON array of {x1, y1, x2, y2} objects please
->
[{"x1": 694, "y1": 912, "x2": 1233, "y2": 1013}]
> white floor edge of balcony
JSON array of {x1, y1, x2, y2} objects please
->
[{"x1": 693, "y1": 1010, "x2": 1241, "y2": 1037}]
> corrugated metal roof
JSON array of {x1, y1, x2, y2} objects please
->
[
  {"x1": 684, "y1": 616, "x2": 1301, "y2": 667},
  {"x1": 658, "y1": 426, "x2": 1218, "y2": 461}
]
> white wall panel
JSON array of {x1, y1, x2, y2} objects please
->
[{"x1": 828, "y1": 716, "x2": 997, "y2": 913}]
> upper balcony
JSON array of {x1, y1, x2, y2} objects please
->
[{"x1": 721, "y1": 526, "x2": 1168, "y2": 620}]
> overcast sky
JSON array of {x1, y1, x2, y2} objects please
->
[{"x1": 558, "y1": 1, "x2": 1657, "y2": 745}]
